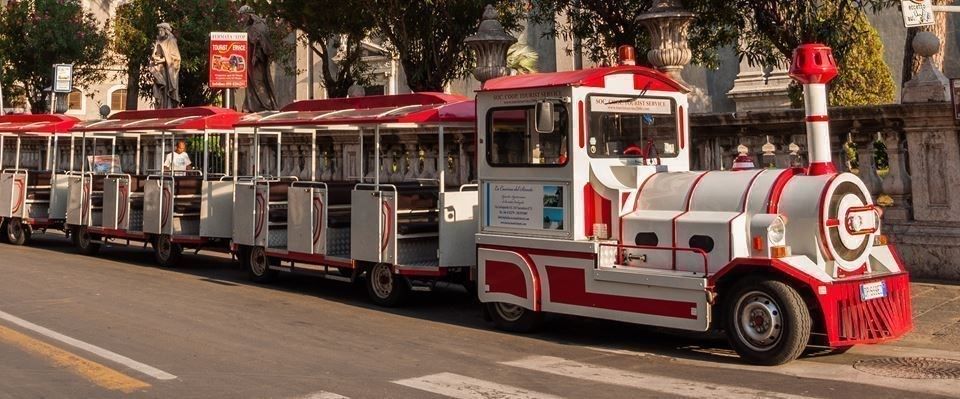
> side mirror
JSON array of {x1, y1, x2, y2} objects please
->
[{"x1": 535, "y1": 101, "x2": 555, "y2": 133}]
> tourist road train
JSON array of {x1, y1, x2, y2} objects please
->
[{"x1": 0, "y1": 44, "x2": 912, "y2": 365}]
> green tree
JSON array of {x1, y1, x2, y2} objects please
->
[
  {"x1": 258, "y1": 0, "x2": 375, "y2": 98},
  {"x1": 828, "y1": 13, "x2": 896, "y2": 106},
  {"x1": 0, "y1": 0, "x2": 110, "y2": 113},
  {"x1": 508, "y1": 44, "x2": 540, "y2": 75},
  {"x1": 370, "y1": 0, "x2": 526, "y2": 92}
]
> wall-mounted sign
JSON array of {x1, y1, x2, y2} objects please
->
[
  {"x1": 53, "y1": 64, "x2": 73, "y2": 93},
  {"x1": 590, "y1": 96, "x2": 672, "y2": 115},
  {"x1": 486, "y1": 183, "x2": 565, "y2": 231},
  {"x1": 902, "y1": 0, "x2": 934, "y2": 27},
  {"x1": 209, "y1": 32, "x2": 248, "y2": 89}
]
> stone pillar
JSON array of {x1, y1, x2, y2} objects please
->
[
  {"x1": 636, "y1": 0, "x2": 694, "y2": 89},
  {"x1": 880, "y1": 127, "x2": 912, "y2": 221},
  {"x1": 903, "y1": 122, "x2": 960, "y2": 223},
  {"x1": 727, "y1": 56, "x2": 792, "y2": 111},
  {"x1": 902, "y1": 32, "x2": 950, "y2": 103}
]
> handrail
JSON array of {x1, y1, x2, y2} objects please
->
[
  {"x1": 599, "y1": 243, "x2": 709, "y2": 276},
  {"x1": 291, "y1": 181, "x2": 328, "y2": 190},
  {"x1": 1, "y1": 168, "x2": 28, "y2": 176},
  {"x1": 105, "y1": 173, "x2": 132, "y2": 180},
  {"x1": 459, "y1": 184, "x2": 479, "y2": 192},
  {"x1": 355, "y1": 183, "x2": 397, "y2": 192}
]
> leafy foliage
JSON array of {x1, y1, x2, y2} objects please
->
[
  {"x1": 0, "y1": 0, "x2": 110, "y2": 113},
  {"x1": 828, "y1": 13, "x2": 896, "y2": 106},
  {"x1": 257, "y1": 0, "x2": 375, "y2": 98},
  {"x1": 508, "y1": 44, "x2": 540, "y2": 75},
  {"x1": 369, "y1": 0, "x2": 527, "y2": 92}
]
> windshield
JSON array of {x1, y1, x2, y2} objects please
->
[
  {"x1": 587, "y1": 95, "x2": 678, "y2": 159},
  {"x1": 486, "y1": 102, "x2": 569, "y2": 167}
]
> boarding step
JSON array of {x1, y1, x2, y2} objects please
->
[{"x1": 593, "y1": 266, "x2": 707, "y2": 291}]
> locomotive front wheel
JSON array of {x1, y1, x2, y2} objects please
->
[
  {"x1": 486, "y1": 302, "x2": 543, "y2": 333},
  {"x1": 247, "y1": 246, "x2": 277, "y2": 283},
  {"x1": 72, "y1": 226, "x2": 101, "y2": 255},
  {"x1": 154, "y1": 235, "x2": 182, "y2": 268},
  {"x1": 725, "y1": 278, "x2": 811, "y2": 366},
  {"x1": 6, "y1": 219, "x2": 30, "y2": 246},
  {"x1": 366, "y1": 263, "x2": 408, "y2": 307}
]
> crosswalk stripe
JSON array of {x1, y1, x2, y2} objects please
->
[
  {"x1": 585, "y1": 345, "x2": 960, "y2": 398},
  {"x1": 392, "y1": 372, "x2": 563, "y2": 399},
  {"x1": 298, "y1": 391, "x2": 349, "y2": 399},
  {"x1": 502, "y1": 356, "x2": 816, "y2": 399}
]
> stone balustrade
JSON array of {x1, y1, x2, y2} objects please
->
[{"x1": 691, "y1": 102, "x2": 960, "y2": 280}]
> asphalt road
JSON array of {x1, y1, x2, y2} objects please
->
[{"x1": 0, "y1": 234, "x2": 958, "y2": 399}]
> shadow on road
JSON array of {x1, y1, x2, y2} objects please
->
[{"x1": 16, "y1": 232, "x2": 850, "y2": 367}]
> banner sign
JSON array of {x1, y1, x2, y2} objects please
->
[
  {"x1": 53, "y1": 64, "x2": 73, "y2": 93},
  {"x1": 209, "y1": 32, "x2": 248, "y2": 89},
  {"x1": 590, "y1": 96, "x2": 672, "y2": 115},
  {"x1": 902, "y1": 0, "x2": 934, "y2": 27},
  {"x1": 486, "y1": 183, "x2": 565, "y2": 231}
]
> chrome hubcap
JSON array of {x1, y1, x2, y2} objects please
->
[
  {"x1": 250, "y1": 248, "x2": 267, "y2": 276},
  {"x1": 494, "y1": 303, "x2": 526, "y2": 322},
  {"x1": 371, "y1": 264, "x2": 394, "y2": 299},
  {"x1": 735, "y1": 291, "x2": 783, "y2": 352}
]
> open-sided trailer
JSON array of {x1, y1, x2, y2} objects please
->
[
  {"x1": 231, "y1": 93, "x2": 479, "y2": 305},
  {"x1": 0, "y1": 114, "x2": 78, "y2": 245},
  {"x1": 66, "y1": 107, "x2": 244, "y2": 266}
]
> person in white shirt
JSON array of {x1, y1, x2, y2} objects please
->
[{"x1": 164, "y1": 140, "x2": 192, "y2": 171}]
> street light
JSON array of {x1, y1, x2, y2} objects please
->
[{"x1": 465, "y1": 4, "x2": 517, "y2": 84}]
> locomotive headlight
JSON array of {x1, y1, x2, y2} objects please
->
[{"x1": 767, "y1": 216, "x2": 786, "y2": 245}]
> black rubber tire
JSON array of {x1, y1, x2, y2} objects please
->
[
  {"x1": 486, "y1": 302, "x2": 544, "y2": 333},
  {"x1": 725, "y1": 277, "x2": 812, "y2": 366},
  {"x1": 71, "y1": 226, "x2": 101, "y2": 255},
  {"x1": 153, "y1": 235, "x2": 183, "y2": 268},
  {"x1": 365, "y1": 263, "x2": 409, "y2": 307},
  {"x1": 236, "y1": 246, "x2": 251, "y2": 271},
  {"x1": 6, "y1": 219, "x2": 30, "y2": 246},
  {"x1": 247, "y1": 246, "x2": 278, "y2": 283}
]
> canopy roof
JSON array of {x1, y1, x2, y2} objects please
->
[
  {"x1": 237, "y1": 92, "x2": 475, "y2": 129},
  {"x1": 0, "y1": 114, "x2": 80, "y2": 135},
  {"x1": 481, "y1": 65, "x2": 685, "y2": 93},
  {"x1": 72, "y1": 106, "x2": 242, "y2": 133}
]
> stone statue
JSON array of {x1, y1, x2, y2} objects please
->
[
  {"x1": 150, "y1": 23, "x2": 181, "y2": 109},
  {"x1": 239, "y1": 5, "x2": 278, "y2": 111}
]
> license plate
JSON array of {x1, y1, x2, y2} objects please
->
[{"x1": 860, "y1": 281, "x2": 887, "y2": 301}]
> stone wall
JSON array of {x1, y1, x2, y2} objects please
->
[{"x1": 691, "y1": 102, "x2": 960, "y2": 281}]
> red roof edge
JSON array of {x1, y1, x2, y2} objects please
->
[
  {"x1": 481, "y1": 65, "x2": 685, "y2": 92},
  {"x1": 280, "y1": 92, "x2": 470, "y2": 112},
  {"x1": 0, "y1": 114, "x2": 80, "y2": 124},
  {"x1": 107, "y1": 106, "x2": 238, "y2": 121}
]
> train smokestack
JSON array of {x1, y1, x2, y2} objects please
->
[{"x1": 788, "y1": 44, "x2": 838, "y2": 176}]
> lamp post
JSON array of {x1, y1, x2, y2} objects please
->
[{"x1": 465, "y1": 4, "x2": 517, "y2": 84}]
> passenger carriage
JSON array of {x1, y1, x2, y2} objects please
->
[
  {"x1": 231, "y1": 93, "x2": 479, "y2": 305},
  {"x1": 66, "y1": 107, "x2": 243, "y2": 266},
  {"x1": 0, "y1": 115, "x2": 78, "y2": 244}
]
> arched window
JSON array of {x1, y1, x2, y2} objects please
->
[
  {"x1": 67, "y1": 90, "x2": 83, "y2": 111},
  {"x1": 111, "y1": 89, "x2": 128, "y2": 111}
]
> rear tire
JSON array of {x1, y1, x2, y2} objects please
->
[
  {"x1": 0, "y1": 219, "x2": 8, "y2": 244},
  {"x1": 153, "y1": 235, "x2": 182, "y2": 267},
  {"x1": 247, "y1": 246, "x2": 277, "y2": 283},
  {"x1": 725, "y1": 277, "x2": 811, "y2": 366},
  {"x1": 366, "y1": 263, "x2": 408, "y2": 307},
  {"x1": 71, "y1": 226, "x2": 101, "y2": 255},
  {"x1": 486, "y1": 302, "x2": 543, "y2": 333},
  {"x1": 6, "y1": 219, "x2": 30, "y2": 245}
]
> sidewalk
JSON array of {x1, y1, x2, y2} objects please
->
[{"x1": 897, "y1": 281, "x2": 960, "y2": 351}]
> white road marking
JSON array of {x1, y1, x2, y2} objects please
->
[
  {"x1": 299, "y1": 391, "x2": 350, "y2": 399},
  {"x1": 0, "y1": 309, "x2": 177, "y2": 380},
  {"x1": 503, "y1": 356, "x2": 815, "y2": 399},
  {"x1": 584, "y1": 345, "x2": 960, "y2": 398},
  {"x1": 393, "y1": 372, "x2": 563, "y2": 399}
]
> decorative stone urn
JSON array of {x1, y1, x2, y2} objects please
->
[
  {"x1": 636, "y1": 0, "x2": 695, "y2": 90},
  {"x1": 465, "y1": 5, "x2": 517, "y2": 84}
]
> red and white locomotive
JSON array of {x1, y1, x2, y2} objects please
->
[{"x1": 474, "y1": 44, "x2": 911, "y2": 365}]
